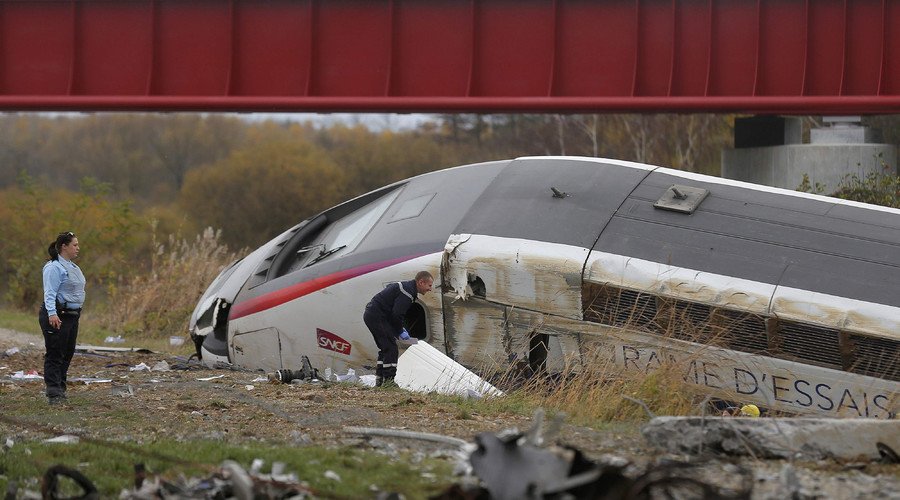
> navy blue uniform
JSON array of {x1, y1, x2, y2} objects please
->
[{"x1": 363, "y1": 280, "x2": 417, "y2": 383}]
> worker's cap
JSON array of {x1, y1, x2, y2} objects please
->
[{"x1": 740, "y1": 404, "x2": 760, "y2": 417}]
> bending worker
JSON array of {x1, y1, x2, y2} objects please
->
[
  {"x1": 363, "y1": 271, "x2": 433, "y2": 387},
  {"x1": 39, "y1": 231, "x2": 86, "y2": 406}
]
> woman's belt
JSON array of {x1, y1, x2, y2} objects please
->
[{"x1": 55, "y1": 302, "x2": 82, "y2": 316}]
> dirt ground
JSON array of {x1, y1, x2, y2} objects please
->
[{"x1": 1, "y1": 328, "x2": 898, "y2": 499}]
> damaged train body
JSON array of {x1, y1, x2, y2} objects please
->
[{"x1": 190, "y1": 156, "x2": 900, "y2": 418}]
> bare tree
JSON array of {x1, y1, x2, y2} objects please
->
[{"x1": 573, "y1": 114, "x2": 600, "y2": 157}]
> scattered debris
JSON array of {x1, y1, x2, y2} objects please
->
[
  {"x1": 169, "y1": 336, "x2": 185, "y2": 346},
  {"x1": 151, "y1": 360, "x2": 171, "y2": 371},
  {"x1": 121, "y1": 459, "x2": 315, "y2": 499},
  {"x1": 267, "y1": 355, "x2": 319, "y2": 384},
  {"x1": 197, "y1": 374, "x2": 225, "y2": 381},
  {"x1": 76, "y1": 344, "x2": 155, "y2": 354},
  {"x1": 642, "y1": 416, "x2": 900, "y2": 460},
  {"x1": 129, "y1": 363, "x2": 151, "y2": 372},
  {"x1": 69, "y1": 377, "x2": 113, "y2": 384},
  {"x1": 43, "y1": 435, "x2": 80, "y2": 444},
  {"x1": 10, "y1": 369, "x2": 41, "y2": 380},
  {"x1": 42, "y1": 465, "x2": 97, "y2": 500},
  {"x1": 104, "y1": 335, "x2": 126, "y2": 344},
  {"x1": 344, "y1": 426, "x2": 470, "y2": 449},
  {"x1": 335, "y1": 368, "x2": 360, "y2": 383},
  {"x1": 324, "y1": 470, "x2": 342, "y2": 482},
  {"x1": 437, "y1": 410, "x2": 753, "y2": 500},
  {"x1": 112, "y1": 385, "x2": 135, "y2": 397},
  {"x1": 4, "y1": 347, "x2": 20, "y2": 356}
]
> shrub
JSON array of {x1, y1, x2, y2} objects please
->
[
  {"x1": 798, "y1": 154, "x2": 899, "y2": 208},
  {"x1": 96, "y1": 227, "x2": 239, "y2": 339},
  {"x1": 0, "y1": 174, "x2": 141, "y2": 310}
]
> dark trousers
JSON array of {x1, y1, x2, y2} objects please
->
[
  {"x1": 39, "y1": 305, "x2": 80, "y2": 398},
  {"x1": 363, "y1": 304, "x2": 398, "y2": 380}
]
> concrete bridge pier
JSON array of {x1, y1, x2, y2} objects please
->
[{"x1": 721, "y1": 116, "x2": 897, "y2": 193}]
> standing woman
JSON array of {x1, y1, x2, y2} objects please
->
[{"x1": 39, "y1": 231, "x2": 86, "y2": 405}]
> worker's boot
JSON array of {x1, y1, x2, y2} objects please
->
[{"x1": 375, "y1": 376, "x2": 384, "y2": 387}]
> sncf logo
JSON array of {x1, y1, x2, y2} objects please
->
[{"x1": 316, "y1": 328, "x2": 352, "y2": 355}]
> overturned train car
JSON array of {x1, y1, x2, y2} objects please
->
[{"x1": 190, "y1": 156, "x2": 900, "y2": 418}]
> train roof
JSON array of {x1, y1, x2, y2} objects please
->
[{"x1": 241, "y1": 156, "x2": 899, "y2": 309}]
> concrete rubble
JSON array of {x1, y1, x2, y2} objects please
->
[{"x1": 642, "y1": 416, "x2": 900, "y2": 460}]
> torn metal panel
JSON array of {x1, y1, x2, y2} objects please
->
[
  {"x1": 442, "y1": 295, "x2": 509, "y2": 371},
  {"x1": 442, "y1": 233, "x2": 473, "y2": 301},
  {"x1": 442, "y1": 234, "x2": 586, "y2": 319},
  {"x1": 585, "y1": 251, "x2": 900, "y2": 339},
  {"x1": 505, "y1": 308, "x2": 583, "y2": 373},
  {"x1": 585, "y1": 251, "x2": 774, "y2": 314},
  {"x1": 772, "y1": 286, "x2": 900, "y2": 340}
]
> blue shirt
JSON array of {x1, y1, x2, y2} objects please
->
[{"x1": 43, "y1": 256, "x2": 86, "y2": 316}]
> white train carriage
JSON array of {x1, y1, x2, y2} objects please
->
[{"x1": 190, "y1": 157, "x2": 900, "y2": 417}]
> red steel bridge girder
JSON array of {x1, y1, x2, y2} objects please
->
[{"x1": 1, "y1": 0, "x2": 898, "y2": 114}]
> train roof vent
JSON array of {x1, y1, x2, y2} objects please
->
[{"x1": 653, "y1": 184, "x2": 709, "y2": 214}]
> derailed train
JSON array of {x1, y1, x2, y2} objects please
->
[{"x1": 190, "y1": 156, "x2": 899, "y2": 418}]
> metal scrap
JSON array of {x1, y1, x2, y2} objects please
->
[{"x1": 437, "y1": 409, "x2": 753, "y2": 500}]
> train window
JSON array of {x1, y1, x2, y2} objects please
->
[
  {"x1": 388, "y1": 193, "x2": 435, "y2": 223},
  {"x1": 296, "y1": 189, "x2": 401, "y2": 268}
]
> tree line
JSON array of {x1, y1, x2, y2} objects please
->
[{"x1": 0, "y1": 112, "x2": 896, "y2": 314}]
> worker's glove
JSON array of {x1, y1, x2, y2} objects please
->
[{"x1": 398, "y1": 329, "x2": 418, "y2": 345}]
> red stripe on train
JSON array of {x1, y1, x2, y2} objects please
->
[{"x1": 228, "y1": 253, "x2": 430, "y2": 320}]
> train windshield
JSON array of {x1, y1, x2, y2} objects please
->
[{"x1": 291, "y1": 189, "x2": 401, "y2": 270}]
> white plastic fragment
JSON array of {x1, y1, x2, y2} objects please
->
[
  {"x1": 4, "y1": 347, "x2": 20, "y2": 356},
  {"x1": 324, "y1": 470, "x2": 341, "y2": 482},
  {"x1": 129, "y1": 363, "x2": 151, "y2": 372},
  {"x1": 359, "y1": 374, "x2": 377, "y2": 387},
  {"x1": 11, "y1": 370, "x2": 42, "y2": 380},
  {"x1": 395, "y1": 341, "x2": 502, "y2": 397},
  {"x1": 44, "y1": 435, "x2": 79, "y2": 444},
  {"x1": 197, "y1": 374, "x2": 225, "y2": 381},
  {"x1": 335, "y1": 368, "x2": 359, "y2": 383},
  {"x1": 69, "y1": 377, "x2": 113, "y2": 384}
]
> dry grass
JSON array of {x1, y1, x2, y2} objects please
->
[
  {"x1": 96, "y1": 227, "x2": 239, "y2": 340},
  {"x1": 486, "y1": 346, "x2": 703, "y2": 427},
  {"x1": 477, "y1": 289, "x2": 755, "y2": 425}
]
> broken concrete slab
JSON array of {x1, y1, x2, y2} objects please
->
[
  {"x1": 395, "y1": 341, "x2": 502, "y2": 397},
  {"x1": 642, "y1": 416, "x2": 900, "y2": 461}
]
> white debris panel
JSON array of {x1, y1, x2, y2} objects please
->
[{"x1": 395, "y1": 341, "x2": 503, "y2": 397}]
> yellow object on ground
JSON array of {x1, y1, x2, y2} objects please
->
[{"x1": 740, "y1": 404, "x2": 761, "y2": 417}]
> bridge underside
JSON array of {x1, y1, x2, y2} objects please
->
[{"x1": 1, "y1": 0, "x2": 899, "y2": 114}]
